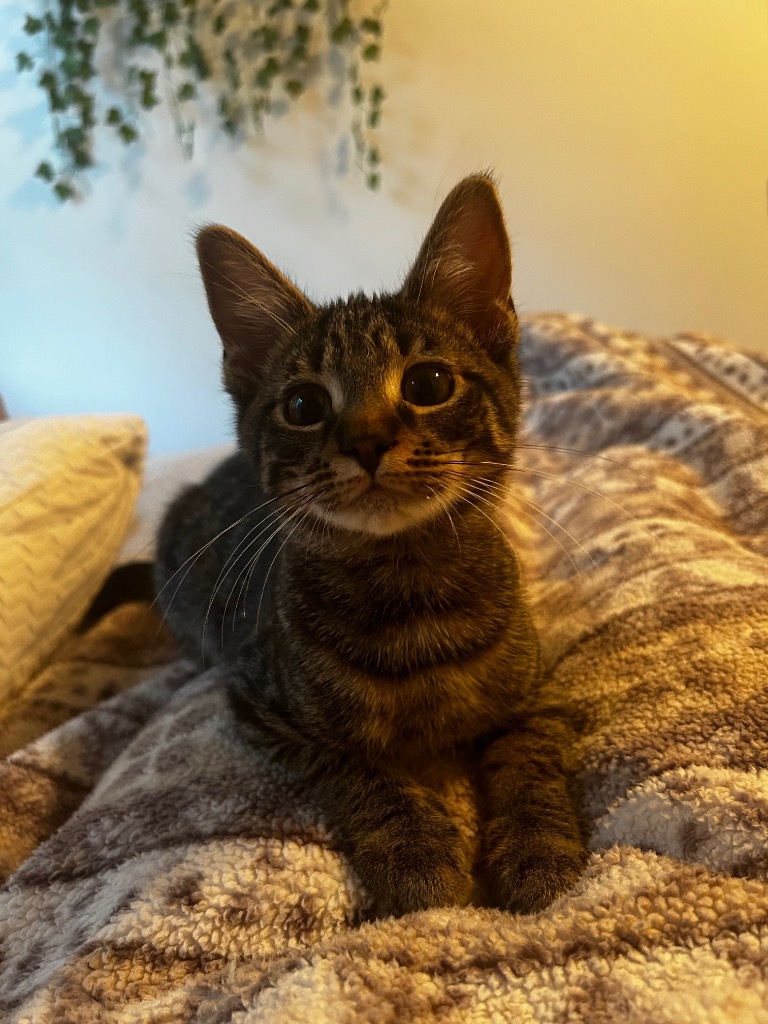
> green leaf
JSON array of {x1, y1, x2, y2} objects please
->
[
  {"x1": 62, "y1": 126, "x2": 87, "y2": 148},
  {"x1": 106, "y1": 106, "x2": 122, "y2": 125},
  {"x1": 23, "y1": 15, "x2": 44, "y2": 34},
  {"x1": 361, "y1": 18, "x2": 381, "y2": 35},
  {"x1": 80, "y1": 96, "x2": 96, "y2": 128},
  {"x1": 366, "y1": 172, "x2": 380, "y2": 190},
  {"x1": 64, "y1": 82, "x2": 84, "y2": 104},
  {"x1": 162, "y1": 2, "x2": 180, "y2": 25},
  {"x1": 177, "y1": 81, "x2": 196, "y2": 101},
  {"x1": 331, "y1": 17, "x2": 352, "y2": 44},
  {"x1": 61, "y1": 54, "x2": 84, "y2": 77},
  {"x1": 367, "y1": 108, "x2": 380, "y2": 128},
  {"x1": 284, "y1": 78, "x2": 303, "y2": 98},
  {"x1": 303, "y1": 0, "x2": 319, "y2": 10},
  {"x1": 213, "y1": 13, "x2": 227, "y2": 34},
  {"x1": 182, "y1": 38, "x2": 210, "y2": 79},
  {"x1": 351, "y1": 84, "x2": 363, "y2": 105},
  {"x1": 370, "y1": 84, "x2": 385, "y2": 104},
  {"x1": 146, "y1": 30, "x2": 167, "y2": 49},
  {"x1": 73, "y1": 147, "x2": 93, "y2": 168},
  {"x1": 362, "y1": 43, "x2": 380, "y2": 61},
  {"x1": 255, "y1": 56, "x2": 280, "y2": 88},
  {"x1": 368, "y1": 146, "x2": 380, "y2": 165},
  {"x1": 35, "y1": 161, "x2": 55, "y2": 182},
  {"x1": 260, "y1": 26, "x2": 279, "y2": 50},
  {"x1": 118, "y1": 124, "x2": 139, "y2": 144},
  {"x1": 16, "y1": 51, "x2": 35, "y2": 73},
  {"x1": 54, "y1": 182, "x2": 77, "y2": 201}
]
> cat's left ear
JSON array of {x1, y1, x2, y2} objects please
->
[{"x1": 400, "y1": 174, "x2": 516, "y2": 348}]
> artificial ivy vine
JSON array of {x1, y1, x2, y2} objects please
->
[{"x1": 16, "y1": 0, "x2": 385, "y2": 201}]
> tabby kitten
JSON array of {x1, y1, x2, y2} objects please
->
[{"x1": 156, "y1": 174, "x2": 585, "y2": 916}]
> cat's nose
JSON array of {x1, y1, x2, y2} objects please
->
[{"x1": 341, "y1": 438, "x2": 394, "y2": 477}]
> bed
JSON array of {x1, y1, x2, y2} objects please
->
[{"x1": 1, "y1": 312, "x2": 767, "y2": 1022}]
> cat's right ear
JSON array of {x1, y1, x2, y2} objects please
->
[{"x1": 196, "y1": 226, "x2": 314, "y2": 404}]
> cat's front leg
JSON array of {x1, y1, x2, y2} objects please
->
[
  {"x1": 314, "y1": 758, "x2": 474, "y2": 918},
  {"x1": 477, "y1": 714, "x2": 586, "y2": 913}
]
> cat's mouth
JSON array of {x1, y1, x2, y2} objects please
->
[{"x1": 317, "y1": 472, "x2": 456, "y2": 537}]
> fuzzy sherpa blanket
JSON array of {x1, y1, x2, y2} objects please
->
[{"x1": 1, "y1": 313, "x2": 767, "y2": 1022}]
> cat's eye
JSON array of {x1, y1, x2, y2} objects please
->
[
  {"x1": 402, "y1": 364, "x2": 455, "y2": 407},
  {"x1": 284, "y1": 384, "x2": 332, "y2": 426}
]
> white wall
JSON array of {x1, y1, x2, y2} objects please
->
[{"x1": 2, "y1": 0, "x2": 767, "y2": 454}]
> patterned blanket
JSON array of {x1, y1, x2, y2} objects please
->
[{"x1": 1, "y1": 313, "x2": 767, "y2": 1022}]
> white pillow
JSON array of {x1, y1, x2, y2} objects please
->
[{"x1": 0, "y1": 415, "x2": 147, "y2": 701}]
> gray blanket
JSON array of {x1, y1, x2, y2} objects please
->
[{"x1": 2, "y1": 313, "x2": 767, "y2": 1022}]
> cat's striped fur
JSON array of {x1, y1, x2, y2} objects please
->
[{"x1": 156, "y1": 175, "x2": 585, "y2": 915}]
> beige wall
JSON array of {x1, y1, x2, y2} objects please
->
[
  {"x1": 380, "y1": 0, "x2": 768, "y2": 347},
  {"x1": 2, "y1": 0, "x2": 767, "y2": 452}
]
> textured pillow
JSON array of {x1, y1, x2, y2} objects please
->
[{"x1": 0, "y1": 415, "x2": 147, "y2": 701}]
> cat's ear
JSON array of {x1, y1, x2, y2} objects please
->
[
  {"x1": 196, "y1": 226, "x2": 314, "y2": 401},
  {"x1": 401, "y1": 174, "x2": 515, "y2": 344}
]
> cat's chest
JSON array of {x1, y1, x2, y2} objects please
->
[
  {"x1": 273, "y1": 603, "x2": 535, "y2": 755},
  {"x1": 267, "y1": 537, "x2": 538, "y2": 753}
]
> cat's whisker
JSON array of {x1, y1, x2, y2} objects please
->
[
  {"x1": 235, "y1": 496, "x2": 317, "y2": 628},
  {"x1": 440, "y1": 454, "x2": 648, "y2": 542},
  {"x1": 152, "y1": 485, "x2": 310, "y2": 636},
  {"x1": 205, "y1": 504, "x2": 292, "y2": 657},
  {"x1": 509, "y1": 465, "x2": 654, "y2": 539},
  {"x1": 456, "y1": 456, "x2": 653, "y2": 540},
  {"x1": 470, "y1": 474, "x2": 596, "y2": 573},
  {"x1": 440, "y1": 490, "x2": 462, "y2": 553},
  {"x1": 441, "y1": 471, "x2": 587, "y2": 576},
  {"x1": 517, "y1": 442, "x2": 647, "y2": 475},
  {"x1": 428, "y1": 485, "x2": 461, "y2": 553},
  {"x1": 152, "y1": 481, "x2": 310, "y2": 614},
  {"x1": 253, "y1": 504, "x2": 316, "y2": 640},
  {"x1": 440, "y1": 477, "x2": 524, "y2": 577},
  {"x1": 209, "y1": 490, "x2": 319, "y2": 653},
  {"x1": 469, "y1": 471, "x2": 596, "y2": 567},
  {"x1": 305, "y1": 505, "x2": 325, "y2": 562},
  {"x1": 208, "y1": 503, "x2": 288, "y2": 619}
]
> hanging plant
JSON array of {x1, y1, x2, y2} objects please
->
[{"x1": 16, "y1": 0, "x2": 386, "y2": 202}]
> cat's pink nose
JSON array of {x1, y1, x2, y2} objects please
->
[{"x1": 342, "y1": 438, "x2": 394, "y2": 476}]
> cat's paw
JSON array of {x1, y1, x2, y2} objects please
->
[
  {"x1": 485, "y1": 830, "x2": 586, "y2": 914},
  {"x1": 353, "y1": 818, "x2": 473, "y2": 917}
]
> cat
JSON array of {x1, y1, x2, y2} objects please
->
[{"x1": 155, "y1": 174, "x2": 586, "y2": 916}]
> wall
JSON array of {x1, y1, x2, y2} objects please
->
[{"x1": 2, "y1": 0, "x2": 767, "y2": 453}]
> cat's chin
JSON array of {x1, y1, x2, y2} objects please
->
[{"x1": 321, "y1": 493, "x2": 443, "y2": 537}]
